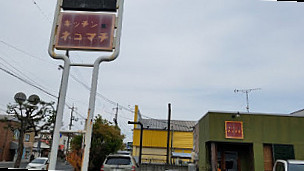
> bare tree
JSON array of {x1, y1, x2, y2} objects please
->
[{"x1": 6, "y1": 93, "x2": 56, "y2": 168}]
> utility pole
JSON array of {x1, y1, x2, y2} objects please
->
[
  {"x1": 66, "y1": 105, "x2": 75, "y2": 155},
  {"x1": 113, "y1": 103, "x2": 120, "y2": 126},
  {"x1": 234, "y1": 88, "x2": 261, "y2": 112}
]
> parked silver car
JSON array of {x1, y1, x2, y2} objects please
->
[
  {"x1": 26, "y1": 157, "x2": 49, "y2": 170},
  {"x1": 101, "y1": 154, "x2": 137, "y2": 171}
]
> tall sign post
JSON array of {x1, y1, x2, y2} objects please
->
[{"x1": 48, "y1": 0, "x2": 124, "y2": 170}]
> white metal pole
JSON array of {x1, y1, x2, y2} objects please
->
[
  {"x1": 81, "y1": 62, "x2": 100, "y2": 171},
  {"x1": 48, "y1": 0, "x2": 72, "y2": 169},
  {"x1": 81, "y1": 1, "x2": 124, "y2": 170},
  {"x1": 49, "y1": 59, "x2": 70, "y2": 170}
]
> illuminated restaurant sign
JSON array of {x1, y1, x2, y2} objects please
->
[
  {"x1": 225, "y1": 121, "x2": 244, "y2": 139},
  {"x1": 55, "y1": 12, "x2": 115, "y2": 51}
]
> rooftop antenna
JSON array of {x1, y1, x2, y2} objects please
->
[{"x1": 234, "y1": 88, "x2": 261, "y2": 112}]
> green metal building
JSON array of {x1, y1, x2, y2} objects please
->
[{"x1": 197, "y1": 111, "x2": 304, "y2": 171}]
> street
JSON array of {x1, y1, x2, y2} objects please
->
[{"x1": 0, "y1": 158, "x2": 73, "y2": 170}]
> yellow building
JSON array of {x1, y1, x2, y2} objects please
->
[{"x1": 132, "y1": 106, "x2": 196, "y2": 164}]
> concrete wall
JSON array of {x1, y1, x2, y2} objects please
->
[{"x1": 138, "y1": 164, "x2": 188, "y2": 171}]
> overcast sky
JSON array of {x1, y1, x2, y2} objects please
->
[{"x1": 0, "y1": 0, "x2": 304, "y2": 142}]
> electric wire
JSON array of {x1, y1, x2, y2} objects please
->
[
  {"x1": 31, "y1": 0, "x2": 52, "y2": 23},
  {"x1": 70, "y1": 73, "x2": 135, "y2": 113},
  {"x1": 0, "y1": 108, "x2": 6, "y2": 112},
  {"x1": 0, "y1": 56, "x2": 54, "y2": 96},
  {"x1": 0, "y1": 63, "x2": 86, "y2": 121},
  {"x1": 70, "y1": 72, "x2": 189, "y2": 129},
  {"x1": 0, "y1": 66, "x2": 58, "y2": 99},
  {"x1": 0, "y1": 60, "x2": 189, "y2": 130},
  {"x1": 0, "y1": 40, "x2": 56, "y2": 67},
  {"x1": 0, "y1": 43, "x2": 87, "y2": 129},
  {"x1": 0, "y1": 9, "x2": 136, "y2": 120},
  {"x1": 0, "y1": 5, "x2": 186, "y2": 130},
  {"x1": 0, "y1": 40, "x2": 86, "y2": 113}
]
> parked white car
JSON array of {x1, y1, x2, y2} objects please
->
[
  {"x1": 101, "y1": 154, "x2": 138, "y2": 171},
  {"x1": 26, "y1": 157, "x2": 49, "y2": 170},
  {"x1": 273, "y1": 160, "x2": 304, "y2": 171}
]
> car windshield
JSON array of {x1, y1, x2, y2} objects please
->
[
  {"x1": 31, "y1": 158, "x2": 47, "y2": 164},
  {"x1": 105, "y1": 156, "x2": 131, "y2": 165},
  {"x1": 288, "y1": 163, "x2": 304, "y2": 171}
]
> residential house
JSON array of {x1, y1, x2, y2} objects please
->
[
  {"x1": 0, "y1": 114, "x2": 18, "y2": 161},
  {"x1": 0, "y1": 114, "x2": 35, "y2": 162}
]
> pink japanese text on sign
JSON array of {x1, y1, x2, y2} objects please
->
[{"x1": 55, "y1": 12, "x2": 115, "y2": 51}]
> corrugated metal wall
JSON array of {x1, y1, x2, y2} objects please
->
[
  {"x1": 132, "y1": 129, "x2": 193, "y2": 163},
  {"x1": 132, "y1": 129, "x2": 193, "y2": 149}
]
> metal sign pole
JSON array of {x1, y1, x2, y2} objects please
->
[
  {"x1": 48, "y1": 0, "x2": 72, "y2": 170},
  {"x1": 49, "y1": 60, "x2": 70, "y2": 170},
  {"x1": 47, "y1": 0, "x2": 124, "y2": 170},
  {"x1": 81, "y1": 1, "x2": 124, "y2": 170}
]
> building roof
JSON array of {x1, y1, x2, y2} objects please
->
[
  {"x1": 139, "y1": 118, "x2": 196, "y2": 132},
  {"x1": 290, "y1": 109, "x2": 304, "y2": 116},
  {"x1": 207, "y1": 110, "x2": 289, "y2": 116},
  {"x1": 198, "y1": 110, "x2": 304, "y2": 122},
  {"x1": 0, "y1": 114, "x2": 19, "y2": 122}
]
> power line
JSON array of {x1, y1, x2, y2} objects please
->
[
  {"x1": 0, "y1": 45, "x2": 87, "y2": 121},
  {"x1": 0, "y1": 40, "x2": 57, "y2": 67},
  {"x1": 0, "y1": 65, "x2": 86, "y2": 125},
  {"x1": 0, "y1": 58, "x2": 187, "y2": 130},
  {"x1": 0, "y1": 66, "x2": 58, "y2": 99},
  {"x1": 69, "y1": 73, "x2": 134, "y2": 113},
  {"x1": 0, "y1": 60, "x2": 178, "y2": 129},
  {"x1": 0, "y1": 2, "x2": 162, "y2": 125},
  {"x1": 0, "y1": 108, "x2": 6, "y2": 112},
  {"x1": 31, "y1": 0, "x2": 52, "y2": 23},
  {"x1": 0, "y1": 38, "x2": 135, "y2": 119},
  {"x1": 0, "y1": 39, "x2": 166, "y2": 125},
  {"x1": 0, "y1": 56, "x2": 54, "y2": 96}
]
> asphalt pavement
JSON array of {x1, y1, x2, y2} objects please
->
[{"x1": 0, "y1": 158, "x2": 74, "y2": 170}]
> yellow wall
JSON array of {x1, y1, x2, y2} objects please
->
[
  {"x1": 133, "y1": 147, "x2": 167, "y2": 163},
  {"x1": 132, "y1": 129, "x2": 193, "y2": 149},
  {"x1": 132, "y1": 146, "x2": 193, "y2": 164},
  {"x1": 173, "y1": 131, "x2": 193, "y2": 149},
  {"x1": 132, "y1": 129, "x2": 193, "y2": 163}
]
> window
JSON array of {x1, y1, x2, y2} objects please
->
[
  {"x1": 273, "y1": 144, "x2": 295, "y2": 161},
  {"x1": 13, "y1": 129, "x2": 20, "y2": 140},
  {"x1": 288, "y1": 163, "x2": 304, "y2": 171},
  {"x1": 105, "y1": 156, "x2": 132, "y2": 165},
  {"x1": 25, "y1": 134, "x2": 30, "y2": 142},
  {"x1": 25, "y1": 150, "x2": 30, "y2": 159}
]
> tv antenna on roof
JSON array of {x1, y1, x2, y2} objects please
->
[{"x1": 234, "y1": 88, "x2": 261, "y2": 112}]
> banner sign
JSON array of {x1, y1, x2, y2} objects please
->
[
  {"x1": 55, "y1": 12, "x2": 115, "y2": 51},
  {"x1": 225, "y1": 121, "x2": 243, "y2": 139}
]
